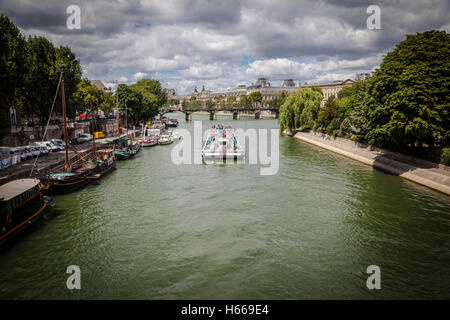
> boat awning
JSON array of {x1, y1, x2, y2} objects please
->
[
  {"x1": 0, "y1": 178, "x2": 40, "y2": 201},
  {"x1": 97, "y1": 149, "x2": 113, "y2": 153}
]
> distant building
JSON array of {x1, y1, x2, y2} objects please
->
[
  {"x1": 178, "y1": 77, "x2": 356, "y2": 108},
  {"x1": 302, "y1": 79, "x2": 355, "y2": 107},
  {"x1": 166, "y1": 88, "x2": 176, "y2": 98},
  {"x1": 89, "y1": 80, "x2": 111, "y2": 94},
  {"x1": 282, "y1": 79, "x2": 296, "y2": 87},
  {"x1": 355, "y1": 73, "x2": 370, "y2": 80},
  {"x1": 255, "y1": 78, "x2": 271, "y2": 88}
]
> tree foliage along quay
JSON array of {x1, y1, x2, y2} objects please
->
[
  {"x1": 0, "y1": 14, "x2": 167, "y2": 138},
  {"x1": 279, "y1": 30, "x2": 450, "y2": 164},
  {"x1": 279, "y1": 88, "x2": 322, "y2": 132},
  {"x1": 0, "y1": 15, "x2": 82, "y2": 132},
  {"x1": 72, "y1": 79, "x2": 115, "y2": 114},
  {"x1": 116, "y1": 79, "x2": 166, "y2": 125}
]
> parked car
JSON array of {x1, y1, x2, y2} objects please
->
[
  {"x1": 26, "y1": 146, "x2": 40, "y2": 157},
  {"x1": 46, "y1": 141, "x2": 62, "y2": 152},
  {"x1": 77, "y1": 133, "x2": 93, "y2": 143},
  {"x1": 9, "y1": 147, "x2": 27, "y2": 161},
  {"x1": 0, "y1": 147, "x2": 11, "y2": 157},
  {"x1": 31, "y1": 141, "x2": 51, "y2": 152},
  {"x1": 37, "y1": 146, "x2": 49, "y2": 156},
  {"x1": 49, "y1": 139, "x2": 65, "y2": 151},
  {"x1": 50, "y1": 139, "x2": 64, "y2": 146},
  {"x1": 17, "y1": 146, "x2": 33, "y2": 160}
]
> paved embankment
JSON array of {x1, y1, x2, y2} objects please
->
[
  {"x1": 0, "y1": 151, "x2": 76, "y2": 184},
  {"x1": 0, "y1": 131, "x2": 141, "y2": 185},
  {"x1": 291, "y1": 131, "x2": 450, "y2": 196}
]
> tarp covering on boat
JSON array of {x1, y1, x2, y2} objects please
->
[{"x1": 49, "y1": 173, "x2": 76, "y2": 177}]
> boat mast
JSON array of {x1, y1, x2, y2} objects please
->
[
  {"x1": 125, "y1": 102, "x2": 129, "y2": 139},
  {"x1": 61, "y1": 66, "x2": 70, "y2": 172},
  {"x1": 90, "y1": 94, "x2": 96, "y2": 157},
  {"x1": 116, "y1": 80, "x2": 120, "y2": 141}
]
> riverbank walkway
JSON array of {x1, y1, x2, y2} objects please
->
[
  {"x1": 292, "y1": 131, "x2": 450, "y2": 196},
  {"x1": 0, "y1": 130, "x2": 140, "y2": 185}
]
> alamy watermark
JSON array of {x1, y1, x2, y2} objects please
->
[
  {"x1": 66, "y1": 265, "x2": 81, "y2": 290},
  {"x1": 171, "y1": 121, "x2": 279, "y2": 176},
  {"x1": 366, "y1": 265, "x2": 381, "y2": 290},
  {"x1": 366, "y1": 5, "x2": 381, "y2": 30},
  {"x1": 66, "y1": 5, "x2": 81, "y2": 30}
]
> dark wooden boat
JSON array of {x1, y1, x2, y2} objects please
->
[
  {"x1": 88, "y1": 149, "x2": 117, "y2": 180},
  {"x1": 0, "y1": 178, "x2": 49, "y2": 245},
  {"x1": 40, "y1": 68, "x2": 97, "y2": 195}
]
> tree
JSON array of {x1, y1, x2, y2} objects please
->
[
  {"x1": 249, "y1": 91, "x2": 262, "y2": 107},
  {"x1": 0, "y1": 15, "x2": 28, "y2": 138},
  {"x1": 116, "y1": 84, "x2": 143, "y2": 125},
  {"x1": 21, "y1": 36, "x2": 58, "y2": 125},
  {"x1": 363, "y1": 30, "x2": 449, "y2": 152},
  {"x1": 72, "y1": 79, "x2": 114, "y2": 114},
  {"x1": 205, "y1": 99, "x2": 214, "y2": 110},
  {"x1": 316, "y1": 97, "x2": 346, "y2": 133},
  {"x1": 237, "y1": 95, "x2": 250, "y2": 109},
  {"x1": 279, "y1": 88, "x2": 322, "y2": 132},
  {"x1": 131, "y1": 79, "x2": 167, "y2": 106},
  {"x1": 56, "y1": 46, "x2": 82, "y2": 118},
  {"x1": 226, "y1": 96, "x2": 236, "y2": 109},
  {"x1": 130, "y1": 79, "x2": 166, "y2": 119},
  {"x1": 268, "y1": 91, "x2": 287, "y2": 109}
]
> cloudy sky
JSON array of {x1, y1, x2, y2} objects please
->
[{"x1": 1, "y1": 0, "x2": 449, "y2": 93}]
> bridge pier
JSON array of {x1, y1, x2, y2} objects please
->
[
  {"x1": 210, "y1": 112, "x2": 216, "y2": 121},
  {"x1": 233, "y1": 112, "x2": 240, "y2": 120},
  {"x1": 185, "y1": 112, "x2": 192, "y2": 121},
  {"x1": 255, "y1": 112, "x2": 261, "y2": 119}
]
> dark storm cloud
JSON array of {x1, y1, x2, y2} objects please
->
[{"x1": 1, "y1": 0, "x2": 448, "y2": 90}]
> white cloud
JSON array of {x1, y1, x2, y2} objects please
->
[
  {"x1": 2, "y1": 0, "x2": 449, "y2": 93},
  {"x1": 133, "y1": 72, "x2": 148, "y2": 80}
]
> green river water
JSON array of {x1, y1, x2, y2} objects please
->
[{"x1": 0, "y1": 113, "x2": 449, "y2": 299}]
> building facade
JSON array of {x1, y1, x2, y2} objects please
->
[{"x1": 177, "y1": 77, "x2": 356, "y2": 108}]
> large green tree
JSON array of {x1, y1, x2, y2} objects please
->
[
  {"x1": 363, "y1": 30, "x2": 449, "y2": 151},
  {"x1": 0, "y1": 15, "x2": 28, "y2": 138},
  {"x1": 56, "y1": 46, "x2": 82, "y2": 118},
  {"x1": 268, "y1": 91, "x2": 287, "y2": 109},
  {"x1": 72, "y1": 78, "x2": 114, "y2": 114},
  {"x1": 21, "y1": 36, "x2": 58, "y2": 125},
  {"x1": 249, "y1": 91, "x2": 262, "y2": 108},
  {"x1": 116, "y1": 84, "x2": 143, "y2": 124},
  {"x1": 279, "y1": 88, "x2": 322, "y2": 132}
]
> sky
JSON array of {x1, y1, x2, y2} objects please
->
[{"x1": 1, "y1": 0, "x2": 449, "y2": 94}]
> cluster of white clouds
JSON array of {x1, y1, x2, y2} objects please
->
[{"x1": 1, "y1": 0, "x2": 449, "y2": 93}]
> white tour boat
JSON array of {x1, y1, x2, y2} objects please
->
[{"x1": 202, "y1": 125, "x2": 244, "y2": 160}]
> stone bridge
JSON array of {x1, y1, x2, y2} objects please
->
[{"x1": 159, "y1": 107, "x2": 279, "y2": 121}]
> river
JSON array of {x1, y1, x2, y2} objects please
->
[{"x1": 0, "y1": 113, "x2": 449, "y2": 299}]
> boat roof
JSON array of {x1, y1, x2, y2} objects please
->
[
  {"x1": 97, "y1": 149, "x2": 113, "y2": 152},
  {"x1": 0, "y1": 178, "x2": 40, "y2": 201}
]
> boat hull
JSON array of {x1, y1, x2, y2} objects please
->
[
  {"x1": 202, "y1": 152, "x2": 244, "y2": 160},
  {"x1": 40, "y1": 176, "x2": 90, "y2": 195},
  {"x1": 139, "y1": 140, "x2": 157, "y2": 147},
  {"x1": 115, "y1": 149, "x2": 130, "y2": 160},
  {"x1": 88, "y1": 161, "x2": 116, "y2": 180},
  {"x1": 0, "y1": 198, "x2": 47, "y2": 246}
]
